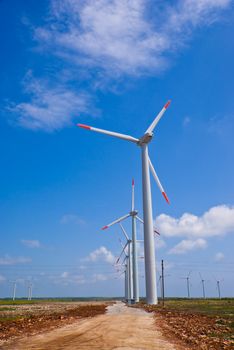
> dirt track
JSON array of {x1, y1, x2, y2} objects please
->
[{"x1": 3, "y1": 302, "x2": 177, "y2": 350}]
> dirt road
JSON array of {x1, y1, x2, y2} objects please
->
[{"x1": 3, "y1": 302, "x2": 178, "y2": 350}]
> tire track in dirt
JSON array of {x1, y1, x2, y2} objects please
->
[{"x1": 2, "y1": 302, "x2": 179, "y2": 350}]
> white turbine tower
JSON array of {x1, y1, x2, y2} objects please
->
[
  {"x1": 9, "y1": 280, "x2": 17, "y2": 301},
  {"x1": 78, "y1": 101, "x2": 171, "y2": 304},
  {"x1": 199, "y1": 273, "x2": 206, "y2": 299}
]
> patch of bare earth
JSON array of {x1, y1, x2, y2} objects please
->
[
  {"x1": 142, "y1": 305, "x2": 234, "y2": 350},
  {"x1": 1, "y1": 301, "x2": 181, "y2": 350},
  {"x1": 0, "y1": 302, "x2": 108, "y2": 348}
]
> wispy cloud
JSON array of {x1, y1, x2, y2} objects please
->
[
  {"x1": 84, "y1": 246, "x2": 115, "y2": 264},
  {"x1": 7, "y1": 1, "x2": 231, "y2": 132},
  {"x1": 35, "y1": 0, "x2": 231, "y2": 77},
  {"x1": 0, "y1": 255, "x2": 32, "y2": 265},
  {"x1": 60, "y1": 214, "x2": 85, "y2": 225},
  {"x1": 52, "y1": 272, "x2": 86, "y2": 285},
  {"x1": 21, "y1": 239, "x2": 42, "y2": 248},
  {"x1": 208, "y1": 115, "x2": 234, "y2": 141},
  {"x1": 214, "y1": 252, "x2": 225, "y2": 262},
  {"x1": 8, "y1": 72, "x2": 93, "y2": 131},
  {"x1": 155, "y1": 205, "x2": 234, "y2": 238},
  {"x1": 168, "y1": 238, "x2": 207, "y2": 254},
  {"x1": 183, "y1": 116, "x2": 191, "y2": 127},
  {"x1": 0, "y1": 275, "x2": 6, "y2": 283},
  {"x1": 91, "y1": 273, "x2": 108, "y2": 282}
]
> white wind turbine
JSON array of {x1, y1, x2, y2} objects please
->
[
  {"x1": 78, "y1": 101, "x2": 171, "y2": 304},
  {"x1": 101, "y1": 179, "x2": 143, "y2": 302},
  {"x1": 199, "y1": 272, "x2": 206, "y2": 299},
  {"x1": 9, "y1": 280, "x2": 17, "y2": 301},
  {"x1": 116, "y1": 239, "x2": 133, "y2": 302}
]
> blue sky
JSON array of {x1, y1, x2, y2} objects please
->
[{"x1": 0, "y1": 0, "x2": 234, "y2": 298}]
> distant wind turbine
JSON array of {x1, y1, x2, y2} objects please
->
[
  {"x1": 199, "y1": 273, "x2": 206, "y2": 299},
  {"x1": 180, "y1": 271, "x2": 192, "y2": 298},
  {"x1": 101, "y1": 180, "x2": 143, "y2": 302}
]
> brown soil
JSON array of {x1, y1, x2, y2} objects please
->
[
  {"x1": 142, "y1": 305, "x2": 234, "y2": 350},
  {"x1": 1, "y1": 301, "x2": 179, "y2": 350},
  {"x1": 0, "y1": 302, "x2": 107, "y2": 348}
]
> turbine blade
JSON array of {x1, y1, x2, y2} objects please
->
[
  {"x1": 78, "y1": 124, "x2": 139, "y2": 143},
  {"x1": 136, "y1": 215, "x2": 143, "y2": 224},
  {"x1": 101, "y1": 213, "x2": 130, "y2": 230},
  {"x1": 145, "y1": 100, "x2": 171, "y2": 134},
  {"x1": 118, "y1": 238, "x2": 125, "y2": 250},
  {"x1": 116, "y1": 241, "x2": 128, "y2": 263},
  {"x1": 148, "y1": 157, "x2": 170, "y2": 204},
  {"x1": 119, "y1": 223, "x2": 130, "y2": 241},
  {"x1": 136, "y1": 216, "x2": 160, "y2": 235}
]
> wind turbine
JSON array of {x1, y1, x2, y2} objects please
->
[
  {"x1": 214, "y1": 277, "x2": 223, "y2": 299},
  {"x1": 116, "y1": 237, "x2": 133, "y2": 303},
  {"x1": 114, "y1": 260, "x2": 128, "y2": 301},
  {"x1": 78, "y1": 101, "x2": 171, "y2": 304},
  {"x1": 199, "y1": 273, "x2": 206, "y2": 299},
  {"x1": 101, "y1": 179, "x2": 142, "y2": 302},
  {"x1": 181, "y1": 271, "x2": 192, "y2": 298},
  {"x1": 9, "y1": 280, "x2": 17, "y2": 301},
  {"x1": 27, "y1": 281, "x2": 33, "y2": 301}
]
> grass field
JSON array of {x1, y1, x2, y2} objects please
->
[
  {"x1": 161, "y1": 298, "x2": 234, "y2": 317},
  {"x1": 140, "y1": 298, "x2": 234, "y2": 349},
  {"x1": 0, "y1": 297, "x2": 120, "y2": 306}
]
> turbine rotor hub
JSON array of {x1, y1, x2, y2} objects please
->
[{"x1": 138, "y1": 133, "x2": 153, "y2": 146}]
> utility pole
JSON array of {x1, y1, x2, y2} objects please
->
[{"x1": 161, "y1": 260, "x2": 165, "y2": 306}]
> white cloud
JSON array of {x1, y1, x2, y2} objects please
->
[
  {"x1": 156, "y1": 205, "x2": 234, "y2": 238},
  {"x1": 215, "y1": 252, "x2": 225, "y2": 262},
  {"x1": 61, "y1": 271, "x2": 69, "y2": 278},
  {"x1": 85, "y1": 246, "x2": 115, "y2": 264},
  {"x1": 8, "y1": 72, "x2": 93, "y2": 132},
  {"x1": 0, "y1": 255, "x2": 32, "y2": 265},
  {"x1": 21, "y1": 239, "x2": 41, "y2": 248},
  {"x1": 91, "y1": 273, "x2": 108, "y2": 282},
  {"x1": 0, "y1": 275, "x2": 6, "y2": 283},
  {"x1": 183, "y1": 116, "x2": 191, "y2": 126},
  {"x1": 60, "y1": 214, "x2": 85, "y2": 225},
  {"x1": 168, "y1": 238, "x2": 207, "y2": 254},
  {"x1": 34, "y1": 0, "x2": 231, "y2": 76},
  {"x1": 156, "y1": 237, "x2": 166, "y2": 249},
  {"x1": 52, "y1": 273, "x2": 86, "y2": 285}
]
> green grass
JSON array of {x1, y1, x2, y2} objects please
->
[
  {"x1": 160, "y1": 298, "x2": 234, "y2": 318},
  {"x1": 0, "y1": 307, "x2": 16, "y2": 311},
  {"x1": 0, "y1": 296, "x2": 121, "y2": 306}
]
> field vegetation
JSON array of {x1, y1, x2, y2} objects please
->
[{"x1": 140, "y1": 298, "x2": 234, "y2": 350}]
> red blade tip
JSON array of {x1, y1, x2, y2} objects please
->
[
  {"x1": 164, "y1": 100, "x2": 171, "y2": 109},
  {"x1": 101, "y1": 225, "x2": 108, "y2": 230},
  {"x1": 132, "y1": 179, "x2": 134, "y2": 186},
  {"x1": 162, "y1": 192, "x2": 170, "y2": 204},
  {"x1": 77, "y1": 123, "x2": 91, "y2": 130}
]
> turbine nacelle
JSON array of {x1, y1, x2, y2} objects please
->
[
  {"x1": 138, "y1": 133, "x2": 153, "y2": 146},
  {"x1": 130, "y1": 210, "x2": 138, "y2": 216}
]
